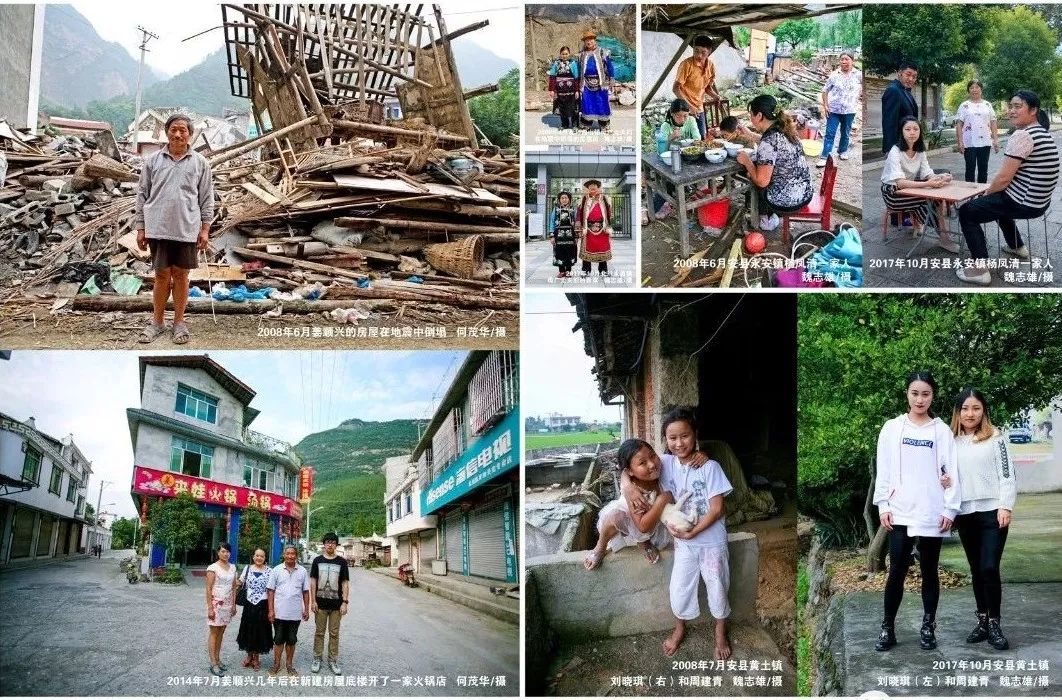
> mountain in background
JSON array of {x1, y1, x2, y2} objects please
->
[
  {"x1": 295, "y1": 419, "x2": 422, "y2": 538},
  {"x1": 41, "y1": 5, "x2": 165, "y2": 109},
  {"x1": 139, "y1": 49, "x2": 248, "y2": 117},
  {"x1": 451, "y1": 40, "x2": 518, "y2": 88}
]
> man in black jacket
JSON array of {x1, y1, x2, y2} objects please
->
[{"x1": 881, "y1": 62, "x2": 920, "y2": 154}]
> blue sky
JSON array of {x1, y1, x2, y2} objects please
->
[
  {"x1": 0, "y1": 351, "x2": 465, "y2": 519},
  {"x1": 523, "y1": 294, "x2": 625, "y2": 425}
]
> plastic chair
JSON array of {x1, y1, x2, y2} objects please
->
[{"x1": 781, "y1": 155, "x2": 837, "y2": 245}]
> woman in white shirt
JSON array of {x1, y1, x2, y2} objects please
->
[
  {"x1": 873, "y1": 371, "x2": 960, "y2": 652},
  {"x1": 205, "y1": 542, "x2": 238, "y2": 677},
  {"x1": 955, "y1": 80, "x2": 999, "y2": 184},
  {"x1": 880, "y1": 117, "x2": 959, "y2": 252},
  {"x1": 946, "y1": 388, "x2": 1015, "y2": 651}
]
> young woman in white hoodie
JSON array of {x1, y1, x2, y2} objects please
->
[
  {"x1": 945, "y1": 387, "x2": 1016, "y2": 650},
  {"x1": 872, "y1": 371, "x2": 961, "y2": 652}
]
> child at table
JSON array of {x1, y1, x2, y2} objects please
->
[{"x1": 715, "y1": 116, "x2": 759, "y2": 148}]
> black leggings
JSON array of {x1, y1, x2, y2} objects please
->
[
  {"x1": 582, "y1": 260, "x2": 608, "y2": 274},
  {"x1": 964, "y1": 146, "x2": 991, "y2": 184},
  {"x1": 884, "y1": 526, "x2": 943, "y2": 621},
  {"x1": 956, "y1": 510, "x2": 1009, "y2": 618}
]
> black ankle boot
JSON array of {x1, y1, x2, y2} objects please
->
[
  {"x1": 919, "y1": 613, "x2": 937, "y2": 650},
  {"x1": 966, "y1": 612, "x2": 989, "y2": 643},
  {"x1": 875, "y1": 619, "x2": 897, "y2": 651},
  {"x1": 987, "y1": 618, "x2": 1009, "y2": 650}
]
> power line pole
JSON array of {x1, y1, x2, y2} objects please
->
[{"x1": 132, "y1": 25, "x2": 159, "y2": 153}]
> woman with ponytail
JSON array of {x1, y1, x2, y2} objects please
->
[{"x1": 735, "y1": 94, "x2": 814, "y2": 232}]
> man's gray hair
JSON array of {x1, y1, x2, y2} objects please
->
[
  {"x1": 283, "y1": 544, "x2": 298, "y2": 554},
  {"x1": 165, "y1": 114, "x2": 194, "y2": 135}
]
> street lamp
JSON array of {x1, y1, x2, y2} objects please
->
[{"x1": 305, "y1": 506, "x2": 325, "y2": 548}]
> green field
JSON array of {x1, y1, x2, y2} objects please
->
[
  {"x1": 939, "y1": 491, "x2": 1062, "y2": 583},
  {"x1": 526, "y1": 431, "x2": 618, "y2": 450}
]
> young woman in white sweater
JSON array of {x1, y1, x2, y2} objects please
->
[
  {"x1": 873, "y1": 371, "x2": 961, "y2": 652},
  {"x1": 945, "y1": 388, "x2": 1016, "y2": 650}
]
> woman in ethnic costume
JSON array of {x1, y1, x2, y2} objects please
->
[
  {"x1": 578, "y1": 30, "x2": 614, "y2": 131},
  {"x1": 577, "y1": 179, "x2": 613, "y2": 275}
]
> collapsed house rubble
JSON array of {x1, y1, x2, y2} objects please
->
[{"x1": 0, "y1": 3, "x2": 519, "y2": 326}]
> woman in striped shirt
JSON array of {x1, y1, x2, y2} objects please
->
[{"x1": 956, "y1": 90, "x2": 1060, "y2": 285}]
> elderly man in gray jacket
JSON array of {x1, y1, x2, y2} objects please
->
[{"x1": 135, "y1": 114, "x2": 214, "y2": 344}]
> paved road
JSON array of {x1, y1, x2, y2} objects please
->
[
  {"x1": 0, "y1": 550, "x2": 517, "y2": 696},
  {"x1": 523, "y1": 237, "x2": 637, "y2": 289},
  {"x1": 831, "y1": 583, "x2": 1062, "y2": 696},
  {"x1": 862, "y1": 129, "x2": 1062, "y2": 288}
]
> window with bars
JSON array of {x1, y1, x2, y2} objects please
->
[
  {"x1": 170, "y1": 436, "x2": 213, "y2": 478},
  {"x1": 176, "y1": 384, "x2": 219, "y2": 424},
  {"x1": 431, "y1": 406, "x2": 462, "y2": 473},
  {"x1": 469, "y1": 351, "x2": 518, "y2": 435},
  {"x1": 404, "y1": 489, "x2": 412, "y2": 515},
  {"x1": 22, "y1": 446, "x2": 42, "y2": 484}
]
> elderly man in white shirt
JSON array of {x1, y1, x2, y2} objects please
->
[{"x1": 267, "y1": 544, "x2": 310, "y2": 677}]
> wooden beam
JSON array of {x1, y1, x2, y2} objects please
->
[
  {"x1": 231, "y1": 246, "x2": 368, "y2": 280},
  {"x1": 334, "y1": 216, "x2": 516, "y2": 235}
]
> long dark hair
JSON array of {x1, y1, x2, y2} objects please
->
[
  {"x1": 661, "y1": 406, "x2": 698, "y2": 454},
  {"x1": 897, "y1": 116, "x2": 925, "y2": 153},
  {"x1": 617, "y1": 438, "x2": 654, "y2": 473},
  {"x1": 1013, "y1": 90, "x2": 1050, "y2": 130},
  {"x1": 748, "y1": 94, "x2": 800, "y2": 144},
  {"x1": 950, "y1": 387, "x2": 997, "y2": 442},
  {"x1": 667, "y1": 98, "x2": 692, "y2": 126},
  {"x1": 905, "y1": 370, "x2": 938, "y2": 417}
]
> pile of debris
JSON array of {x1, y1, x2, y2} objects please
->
[{"x1": 1, "y1": 3, "x2": 520, "y2": 320}]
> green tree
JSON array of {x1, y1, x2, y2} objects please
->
[
  {"x1": 980, "y1": 6, "x2": 1062, "y2": 107},
  {"x1": 836, "y1": 10, "x2": 863, "y2": 49},
  {"x1": 110, "y1": 517, "x2": 138, "y2": 549},
  {"x1": 238, "y1": 507, "x2": 274, "y2": 565},
  {"x1": 1027, "y1": 3, "x2": 1062, "y2": 32},
  {"x1": 773, "y1": 19, "x2": 818, "y2": 53},
  {"x1": 83, "y1": 503, "x2": 95, "y2": 522},
  {"x1": 468, "y1": 67, "x2": 519, "y2": 148},
  {"x1": 734, "y1": 27, "x2": 751, "y2": 50},
  {"x1": 863, "y1": 5, "x2": 995, "y2": 115},
  {"x1": 798, "y1": 294, "x2": 1062, "y2": 552},
  {"x1": 147, "y1": 493, "x2": 203, "y2": 565}
]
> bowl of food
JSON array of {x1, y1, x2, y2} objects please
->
[
  {"x1": 680, "y1": 144, "x2": 707, "y2": 162},
  {"x1": 704, "y1": 148, "x2": 727, "y2": 164},
  {"x1": 660, "y1": 150, "x2": 673, "y2": 164},
  {"x1": 678, "y1": 139, "x2": 696, "y2": 147},
  {"x1": 722, "y1": 142, "x2": 743, "y2": 158},
  {"x1": 742, "y1": 147, "x2": 757, "y2": 158}
]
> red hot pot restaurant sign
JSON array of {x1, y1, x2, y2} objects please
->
[{"x1": 132, "y1": 466, "x2": 303, "y2": 519}]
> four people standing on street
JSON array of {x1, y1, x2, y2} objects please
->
[{"x1": 310, "y1": 532, "x2": 351, "y2": 675}]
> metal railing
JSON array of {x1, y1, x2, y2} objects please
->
[{"x1": 243, "y1": 429, "x2": 293, "y2": 454}]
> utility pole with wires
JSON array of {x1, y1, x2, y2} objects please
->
[{"x1": 131, "y1": 25, "x2": 159, "y2": 153}]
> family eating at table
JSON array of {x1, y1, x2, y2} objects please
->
[
  {"x1": 650, "y1": 92, "x2": 814, "y2": 234},
  {"x1": 876, "y1": 86, "x2": 1059, "y2": 286}
]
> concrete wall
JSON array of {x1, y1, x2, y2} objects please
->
[
  {"x1": 141, "y1": 365, "x2": 246, "y2": 441},
  {"x1": 641, "y1": 31, "x2": 745, "y2": 103},
  {"x1": 0, "y1": 5, "x2": 37, "y2": 128},
  {"x1": 527, "y1": 531, "x2": 759, "y2": 642},
  {"x1": 133, "y1": 422, "x2": 239, "y2": 485}
]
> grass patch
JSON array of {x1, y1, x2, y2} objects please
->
[
  {"x1": 797, "y1": 557, "x2": 811, "y2": 696},
  {"x1": 938, "y1": 491, "x2": 1062, "y2": 583},
  {"x1": 526, "y1": 431, "x2": 618, "y2": 450}
]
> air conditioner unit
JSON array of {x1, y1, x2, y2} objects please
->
[{"x1": 431, "y1": 559, "x2": 447, "y2": 576}]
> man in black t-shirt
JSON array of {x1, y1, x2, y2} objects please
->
[{"x1": 309, "y1": 532, "x2": 350, "y2": 675}]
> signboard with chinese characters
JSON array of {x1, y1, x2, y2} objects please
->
[
  {"x1": 298, "y1": 466, "x2": 314, "y2": 504},
  {"x1": 131, "y1": 466, "x2": 303, "y2": 520},
  {"x1": 422, "y1": 410, "x2": 518, "y2": 514}
]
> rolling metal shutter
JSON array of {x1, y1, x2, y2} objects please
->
[
  {"x1": 444, "y1": 511, "x2": 462, "y2": 574},
  {"x1": 467, "y1": 503, "x2": 506, "y2": 580},
  {"x1": 418, "y1": 529, "x2": 437, "y2": 572}
]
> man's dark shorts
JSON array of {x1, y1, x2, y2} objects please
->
[
  {"x1": 148, "y1": 238, "x2": 198, "y2": 271},
  {"x1": 273, "y1": 619, "x2": 300, "y2": 646}
]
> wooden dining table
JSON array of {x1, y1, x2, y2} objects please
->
[{"x1": 895, "y1": 181, "x2": 990, "y2": 258}]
